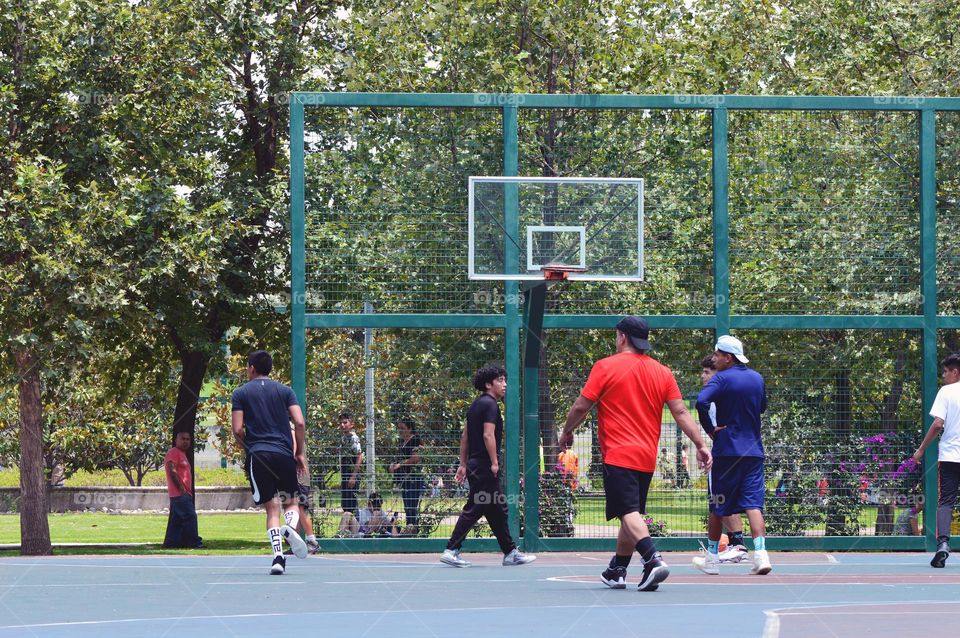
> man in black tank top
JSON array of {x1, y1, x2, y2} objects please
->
[{"x1": 440, "y1": 365, "x2": 536, "y2": 568}]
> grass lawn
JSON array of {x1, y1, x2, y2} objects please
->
[{"x1": 0, "y1": 512, "x2": 267, "y2": 556}]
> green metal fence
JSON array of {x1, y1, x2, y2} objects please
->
[{"x1": 290, "y1": 93, "x2": 960, "y2": 552}]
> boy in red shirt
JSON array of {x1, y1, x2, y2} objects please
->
[{"x1": 163, "y1": 431, "x2": 203, "y2": 549}]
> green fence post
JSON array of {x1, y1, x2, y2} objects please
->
[
  {"x1": 920, "y1": 108, "x2": 938, "y2": 552},
  {"x1": 712, "y1": 107, "x2": 730, "y2": 338},
  {"x1": 502, "y1": 104, "x2": 523, "y2": 545},
  {"x1": 290, "y1": 98, "x2": 306, "y2": 409}
]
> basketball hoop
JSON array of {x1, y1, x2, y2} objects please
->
[{"x1": 542, "y1": 265, "x2": 588, "y2": 281}]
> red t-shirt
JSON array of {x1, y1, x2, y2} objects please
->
[
  {"x1": 165, "y1": 447, "x2": 192, "y2": 497},
  {"x1": 580, "y1": 352, "x2": 682, "y2": 472}
]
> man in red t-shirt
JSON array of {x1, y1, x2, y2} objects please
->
[
  {"x1": 559, "y1": 316, "x2": 711, "y2": 591},
  {"x1": 163, "y1": 431, "x2": 203, "y2": 549}
]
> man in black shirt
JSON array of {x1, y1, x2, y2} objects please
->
[
  {"x1": 232, "y1": 350, "x2": 309, "y2": 575},
  {"x1": 440, "y1": 365, "x2": 535, "y2": 567}
]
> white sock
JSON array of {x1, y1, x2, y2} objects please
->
[
  {"x1": 268, "y1": 527, "x2": 283, "y2": 557},
  {"x1": 306, "y1": 534, "x2": 317, "y2": 543},
  {"x1": 284, "y1": 509, "x2": 300, "y2": 530}
]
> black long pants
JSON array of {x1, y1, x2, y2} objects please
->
[
  {"x1": 399, "y1": 474, "x2": 424, "y2": 531},
  {"x1": 446, "y1": 467, "x2": 516, "y2": 554},
  {"x1": 937, "y1": 461, "x2": 960, "y2": 543}
]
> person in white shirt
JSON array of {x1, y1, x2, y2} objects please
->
[{"x1": 912, "y1": 353, "x2": 960, "y2": 568}]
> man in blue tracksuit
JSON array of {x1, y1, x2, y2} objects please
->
[{"x1": 692, "y1": 335, "x2": 771, "y2": 576}]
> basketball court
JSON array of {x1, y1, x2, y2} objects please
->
[{"x1": 0, "y1": 551, "x2": 955, "y2": 637}]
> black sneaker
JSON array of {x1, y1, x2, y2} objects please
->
[
  {"x1": 601, "y1": 565, "x2": 627, "y2": 589},
  {"x1": 931, "y1": 541, "x2": 950, "y2": 568},
  {"x1": 637, "y1": 554, "x2": 669, "y2": 591},
  {"x1": 270, "y1": 555, "x2": 286, "y2": 575}
]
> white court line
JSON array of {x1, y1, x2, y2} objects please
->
[
  {"x1": 207, "y1": 582, "x2": 305, "y2": 585},
  {"x1": 761, "y1": 599, "x2": 955, "y2": 638},
  {"x1": 543, "y1": 577, "x2": 943, "y2": 587},
  {"x1": 3, "y1": 599, "x2": 948, "y2": 631},
  {"x1": 825, "y1": 554, "x2": 839, "y2": 564},
  {"x1": 762, "y1": 610, "x2": 780, "y2": 638},
  {"x1": 0, "y1": 583, "x2": 170, "y2": 588}
]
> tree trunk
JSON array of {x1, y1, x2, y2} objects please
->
[
  {"x1": 880, "y1": 347, "x2": 908, "y2": 430},
  {"x1": 17, "y1": 346, "x2": 51, "y2": 556}
]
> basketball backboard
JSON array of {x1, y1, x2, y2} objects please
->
[{"x1": 468, "y1": 177, "x2": 644, "y2": 281}]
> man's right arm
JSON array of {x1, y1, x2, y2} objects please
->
[
  {"x1": 913, "y1": 416, "x2": 944, "y2": 463},
  {"x1": 231, "y1": 410, "x2": 245, "y2": 447},
  {"x1": 695, "y1": 381, "x2": 719, "y2": 436},
  {"x1": 455, "y1": 428, "x2": 468, "y2": 483},
  {"x1": 166, "y1": 459, "x2": 188, "y2": 495}
]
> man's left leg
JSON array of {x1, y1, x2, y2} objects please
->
[
  {"x1": 484, "y1": 479, "x2": 535, "y2": 566},
  {"x1": 619, "y1": 511, "x2": 668, "y2": 591}
]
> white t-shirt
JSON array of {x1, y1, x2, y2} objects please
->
[{"x1": 929, "y1": 382, "x2": 960, "y2": 462}]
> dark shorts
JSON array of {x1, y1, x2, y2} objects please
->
[
  {"x1": 298, "y1": 482, "x2": 312, "y2": 512},
  {"x1": 708, "y1": 456, "x2": 765, "y2": 516},
  {"x1": 246, "y1": 451, "x2": 299, "y2": 506},
  {"x1": 602, "y1": 463, "x2": 653, "y2": 521}
]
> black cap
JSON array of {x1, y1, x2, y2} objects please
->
[{"x1": 615, "y1": 316, "x2": 650, "y2": 351}]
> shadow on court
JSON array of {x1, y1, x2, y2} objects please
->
[{"x1": 0, "y1": 551, "x2": 956, "y2": 637}]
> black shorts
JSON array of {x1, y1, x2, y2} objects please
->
[
  {"x1": 603, "y1": 463, "x2": 653, "y2": 521},
  {"x1": 246, "y1": 451, "x2": 299, "y2": 506},
  {"x1": 341, "y1": 479, "x2": 358, "y2": 514},
  {"x1": 298, "y1": 482, "x2": 313, "y2": 512}
]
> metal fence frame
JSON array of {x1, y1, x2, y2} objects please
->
[{"x1": 290, "y1": 93, "x2": 960, "y2": 552}]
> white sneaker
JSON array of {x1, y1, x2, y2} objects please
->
[
  {"x1": 502, "y1": 548, "x2": 537, "y2": 566},
  {"x1": 751, "y1": 549, "x2": 772, "y2": 575},
  {"x1": 281, "y1": 525, "x2": 308, "y2": 559},
  {"x1": 693, "y1": 552, "x2": 720, "y2": 575},
  {"x1": 305, "y1": 538, "x2": 321, "y2": 555},
  {"x1": 718, "y1": 544, "x2": 749, "y2": 563},
  {"x1": 440, "y1": 548, "x2": 471, "y2": 568},
  {"x1": 270, "y1": 555, "x2": 285, "y2": 575}
]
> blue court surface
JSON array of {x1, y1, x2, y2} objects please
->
[{"x1": 0, "y1": 551, "x2": 957, "y2": 637}]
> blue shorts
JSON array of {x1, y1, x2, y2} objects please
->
[{"x1": 708, "y1": 456, "x2": 765, "y2": 516}]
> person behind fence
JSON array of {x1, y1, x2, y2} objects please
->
[
  {"x1": 440, "y1": 365, "x2": 536, "y2": 568},
  {"x1": 911, "y1": 352, "x2": 960, "y2": 568},
  {"x1": 693, "y1": 336, "x2": 771, "y2": 577},
  {"x1": 163, "y1": 431, "x2": 203, "y2": 549},
  {"x1": 338, "y1": 492, "x2": 399, "y2": 537},
  {"x1": 389, "y1": 417, "x2": 423, "y2": 536},
  {"x1": 893, "y1": 504, "x2": 921, "y2": 536},
  {"x1": 337, "y1": 410, "x2": 363, "y2": 517},
  {"x1": 232, "y1": 350, "x2": 309, "y2": 575},
  {"x1": 559, "y1": 316, "x2": 712, "y2": 592},
  {"x1": 677, "y1": 443, "x2": 690, "y2": 489},
  {"x1": 657, "y1": 447, "x2": 674, "y2": 486}
]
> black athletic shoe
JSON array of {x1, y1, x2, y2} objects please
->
[
  {"x1": 270, "y1": 555, "x2": 286, "y2": 575},
  {"x1": 601, "y1": 565, "x2": 627, "y2": 589},
  {"x1": 931, "y1": 542, "x2": 950, "y2": 568},
  {"x1": 637, "y1": 553, "x2": 669, "y2": 591}
]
